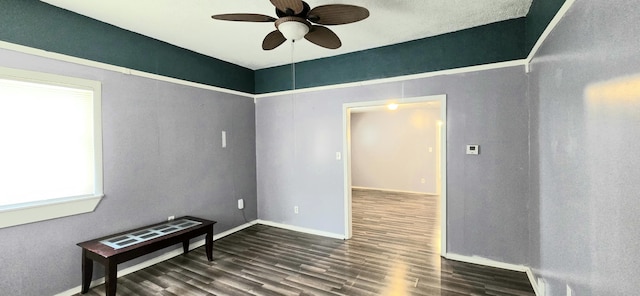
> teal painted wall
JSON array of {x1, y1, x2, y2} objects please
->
[
  {"x1": 0, "y1": 0, "x2": 254, "y2": 93},
  {"x1": 525, "y1": 0, "x2": 566, "y2": 51},
  {"x1": 255, "y1": 18, "x2": 526, "y2": 93},
  {"x1": 0, "y1": 0, "x2": 565, "y2": 94}
]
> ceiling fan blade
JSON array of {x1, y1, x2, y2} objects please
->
[
  {"x1": 270, "y1": 0, "x2": 304, "y2": 15},
  {"x1": 211, "y1": 13, "x2": 276, "y2": 22},
  {"x1": 304, "y1": 26, "x2": 341, "y2": 49},
  {"x1": 308, "y1": 5, "x2": 370, "y2": 25},
  {"x1": 263, "y1": 30, "x2": 287, "y2": 50}
]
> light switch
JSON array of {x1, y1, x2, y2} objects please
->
[
  {"x1": 466, "y1": 145, "x2": 479, "y2": 155},
  {"x1": 336, "y1": 152, "x2": 342, "y2": 160}
]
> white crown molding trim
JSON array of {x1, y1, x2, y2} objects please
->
[
  {"x1": 443, "y1": 253, "x2": 540, "y2": 296},
  {"x1": 3, "y1": 0, "x2": 573, "y2": 100},
  {"x1": 0, "y1": 41, "x2": 254, "y2": 99},
  {"x1": 54, "y1": 220, "x2": 258, "y2": 296},
  {"x1": 351, "y1": 186, "x2": 437, "y2": 196},
  {"x1": 525, "y1": 0, "x2": 577, "y2": 73},
  {"x1": 256, "y1": 219, "x2": 346, "y2": 240},
  {"x1": 2, "y1": 38, "x2": 526, "y2": 101},
  {"x1": 255, "y1": 60, "x2": 527, "y2": 99},
  {"x1": 2, "y1": 37, "x2": 526, "y2": 100}
]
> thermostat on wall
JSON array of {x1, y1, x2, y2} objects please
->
[{"x1": 466, "y1": 145, "x2": 479, "y2": 155}]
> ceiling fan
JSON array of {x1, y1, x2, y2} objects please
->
[{"x1": 212, "y1": 0, "x2": 369, "y2": 50}]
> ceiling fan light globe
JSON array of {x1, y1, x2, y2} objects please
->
[{"x1": 277, "y1": 21, "x2": 309, "y2": 41}]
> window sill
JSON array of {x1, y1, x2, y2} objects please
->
[{"x1": 0, "y1": 195, "x2": 104, "y2": 229}]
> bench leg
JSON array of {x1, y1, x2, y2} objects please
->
[
  {"x1": 81, "y1": 250, "x2": 93, "y2": 294},
  {"x1": 183, "y1": 239, "x2": 189, "y2": 254},
  {"x1": 205, "y1": 228, "x2": 213, "y2": 261},
  {"x1": 105, "y1": 260, "x2": 117, "y2": 296}
]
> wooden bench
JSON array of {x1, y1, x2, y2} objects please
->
[{"x1": 77, "y1": 216, "x2": 216, "y2": 296}]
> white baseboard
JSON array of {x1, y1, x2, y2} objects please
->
[
  {"x1": 54, "y1": 220, "x2": 258, "y2": 296},
  {"x1": 443, "y1": 253, "x2": 540, "y2": 296},
  {"x1": 57, "y1": 223, "x2": 541, "y2": 296},
  {"x1": 527, "y1": 269, "x2": 543, "y2": 296},
  {"x1": 255, "y1": 219, "x2": 346, "y2": 240},
  {"x1": 351, "y1": 186, "x2": 436, "y2": 195}
]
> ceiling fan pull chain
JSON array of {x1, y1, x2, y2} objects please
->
[{"x1": 291, "y1": 40, "x2": 296, "y2": 90}]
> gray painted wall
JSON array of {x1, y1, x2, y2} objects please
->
[
  {"x1": 351, "y1": 107, "x2": 440, "y2": 193},
  {"x1": 256, "y1": 66, "x2": 531, "y2": 264},
  {"x1": 0, "y1": 49, "x2": 257, "y2": 295},
  {"x1": 9, "y1": 1, "x2": 637, "y2": 294},
  {"x1": 528, "y1": 0, "x2": 640, "y2": 295}
]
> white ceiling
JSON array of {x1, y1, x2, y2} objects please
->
[{"x1": 41, "y1": 0, "x2": 532, "y2": 70}]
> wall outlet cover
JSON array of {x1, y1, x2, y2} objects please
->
[
  {"x1": 221, "y1": 131, "x2": 227, "y2": 148},
  {"x1": 466, "y1": 144, "x2": 479, "y2": 155}
]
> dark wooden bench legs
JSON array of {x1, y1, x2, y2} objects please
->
[
  {"x1": 78, "y1": 216, "x2": 216, "y2": 296},
  {"x1": 205, "y1": 229, "x2": 213, "y2": 261},
  {"x1": 81, "y1": 249, "x2": 92, "y2": 294},
  {"x1": 104, "y1": 260, "x2": 117, "y2": 296},
  {"x1": 80, "y1": 235, "x2": 214, "y2": 296},
  {"x1": 182, "y1": 227, "x2": 213, "y2": 259}
]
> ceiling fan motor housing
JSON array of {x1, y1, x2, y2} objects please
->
[
  {"x1": 275, "y1": 1, "x2": 311, "y2": 18},
  {"x1": 212, "y1": 0, "x2": 369, "y2": 50},
  {"x1": 275, "y1": 17, "x2": 311, "y2": 41}
]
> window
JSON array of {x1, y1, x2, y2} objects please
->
[{"x1": 0, "y1": 66, "x2": 103, "y2": 228}]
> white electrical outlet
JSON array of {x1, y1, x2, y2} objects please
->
[
  {"x1": 566, "y1": 285, "x2": 573, "y2": 296},
  {"x1": 466, "y1": 144, "x2": 479, "y2": 155},
  {"x1": 168, "y1": 216, "x2": 175, "y2": 221},
  {"x1": 294, "y1": 206, "x2": 299, "y2": 214},
  {"x1": 238, "y1": 199, "x2": 244, "y2": 210},
  {"x1": 420, "y1": 178, "x2": 426, "y2": 184}
]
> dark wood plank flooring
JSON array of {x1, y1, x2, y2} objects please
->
[{"x1": 76, "y1": 189, "x2": 535, "y2": 295}]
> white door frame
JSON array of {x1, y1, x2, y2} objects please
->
[{"x1": 342, "y1": 94, "x2": 447, "y2": 255}]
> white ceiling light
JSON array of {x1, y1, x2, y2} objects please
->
[{"x1": 276, "y1": 17, "x2": 310, "y2": 41}]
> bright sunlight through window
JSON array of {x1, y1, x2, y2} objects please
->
[{"x1": 0, "y1": 66, "x2": 103, "y2": 228}]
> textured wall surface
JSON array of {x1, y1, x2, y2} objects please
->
[
  {"x1": 256, "y1": 65, "x2": 531, "y2": 264},
  {"x1": 0, "y1": 1, "x2": 566, "y2": 95},
  {"x1": 0, "y1": 0, "x2": 255, "y2": 93},
  {"x1": 0, "y1": 48, "x2": 257, "y2": 295},
  {"x1": 528, "y1": 0, "x2": 640, "y2": 295},
  {"x1": 255, "y1": 18, "x2": 527, "y2": 93},
  {"x1": 524, "y1": 0, "x2": 566, "y2": 51},
  {"x1": 351, "y1": 108, "x2": 440, "y2": 193}
]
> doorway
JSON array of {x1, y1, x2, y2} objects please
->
[{"x1": 342, "y1": 95, "x2": 447, "y2": 254}]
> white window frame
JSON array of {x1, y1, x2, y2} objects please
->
[{"x1": 0, "y1": 66, "x2": 103, "y2": 228}]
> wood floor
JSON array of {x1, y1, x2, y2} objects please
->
[{"x1": 76, "y1": 189, "x2": 535, "y2": 296}]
